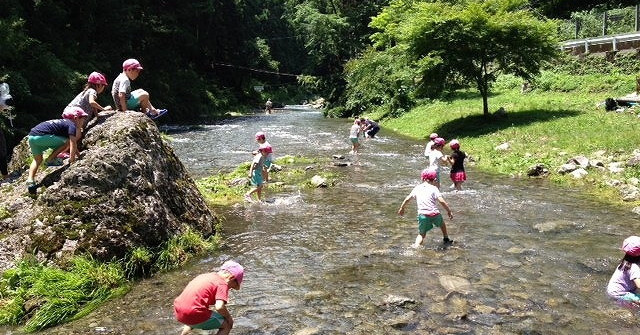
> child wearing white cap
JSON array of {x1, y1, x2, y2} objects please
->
[{"x1": 174, "y1": 260, "x2": 244, "y2": 335}]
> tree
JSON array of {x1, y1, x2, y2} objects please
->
[
  {"x1": 530, "y1": 0, "x2": 640, "y2": 19},
  {"x1": 350, "y1": 0, "x2": 559, "y2": 117}
]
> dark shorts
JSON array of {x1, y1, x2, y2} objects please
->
[
  {"x1": 366, "y1": 127, "x2": 380, "y2": 138},
  {"x1": 417, "y1": 213, "x2": 443, "y2": 235}
]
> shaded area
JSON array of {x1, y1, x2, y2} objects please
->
[{"x1": 432, "y1": 109, "x2": 581, "y2": 139}]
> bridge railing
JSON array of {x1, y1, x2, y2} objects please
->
[{"x1": 562, "y1": 31, "x2": 640, "y2": 53}]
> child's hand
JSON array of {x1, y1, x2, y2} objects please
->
[
  {"x1": 397, "y1": 208, "x2": 405, "y2": 216},
  {"x1": 104, "y1": 106, "x2": 113, "y2": 111}
]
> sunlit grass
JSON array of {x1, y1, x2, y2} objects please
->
[{"x1": 380, "y1": 71, "x2": 640, "y2": 207}]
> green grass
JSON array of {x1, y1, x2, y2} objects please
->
[
  {"x1": 0, "y1": 227, "x2": 219, "y2": 332},
  {"x1": 196, "y1": 154, "x2": 332, "y2": 206},
  {"x1": 378, "y1": 70, "x2": 640, "y2": 207}
]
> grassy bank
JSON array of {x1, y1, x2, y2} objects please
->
[{"x1": 374, "y1": 70, "x2": 640, "y2": 207}]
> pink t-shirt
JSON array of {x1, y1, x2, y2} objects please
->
[
  {"x1": 607, "y1": 263, "x2": 640, "y2": 297},
  {"x1": 409, "y1": 182, "x2": 441, "y2": 216},
  {"x1": 174, "y1": 273, "x2": 230, "y2": 325}
]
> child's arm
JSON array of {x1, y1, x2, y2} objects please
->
[
  {"x1": 248, "y1": 162, "x2": 256, "y2": 178},
  {"x1": 437, "y1": 196, "x2": 453, "y2": 219},
  {"x1": 213, "y1": 299, "x2": 233, "y2": 331},
  {"x1": 397, "y1": 194, "x2": 413, "y2": 216},
  {"x1": 117, "y1": 92, "x2": 127, "y2": 111},
  {"x1": 89, "y1": 93, "x2": 111, "y2": 112}
]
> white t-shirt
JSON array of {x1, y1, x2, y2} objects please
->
[
  {"x1": 409, "y1": 182, "x2": 441, "y2": 216},
  {"x1": 349, "y1": 124, "x2": 361, "y2": 138},
  {"x1": 428, "y1": 150, "x2": 444, "y2": 170},
  {"x1": 424, "y1": 140, "x2": 434, "y2": 156}
]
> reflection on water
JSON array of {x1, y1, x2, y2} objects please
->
[{"x1": 14, "y1": 107, "x2": 640, "y2": 334}]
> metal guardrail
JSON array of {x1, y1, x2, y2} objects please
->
[{"x1": 561, "y1": 31, "x2": 640, "y2": 52}]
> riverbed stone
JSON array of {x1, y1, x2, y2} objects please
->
[
  {"x1": 0, "y1": 112, "x2": 217, "y2": 271},
  {"x1": 569, "y1": 167, "x2": 588, "y2": 178},
  {"x1": 618, "y1": 184, "x2": 640, "y2": 201},
  {"x1": 310, "y1": 175, "x2": 327, "y2": 187},
  {"x1": 439, "y1": 275, "x2": 471, "y2": 295},
  {"x1": 533, "y1": 219, "x2": 584, "y2": 233}
]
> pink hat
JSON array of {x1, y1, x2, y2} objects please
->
[
  {"x1": 429, "y1": 133, "x2": 439, "y2": 140},
  {"x1": 622, "y1": 236, "x2": 640, "y2": 256},
  {"x1": 123, "y1": 58, "x2": 143, "y2": 70},
  {"x1": 434, "y1": 137, "x2": 445, "y2": 146},
  {"x1": 421, "y1": 168, "x2": 437, "y2": 181},
  {"x1": 255, "y1": 131, "x2": 266, "y2": 140},
  {"x1": 62, "y1": 107, "x2": 88, "y2": 119},
  {"x1": 88, "y1": 72, "x2": 108, "y2": 85},
  {"x1": 220, "y1": 260, "x2": 244, "y2": 286},
  {"x1": 449, "y1": 139, "x2": 460, "y2": 150},
  {"x1": 258, "y1": 143, "x2": 273, "y2": 154}
]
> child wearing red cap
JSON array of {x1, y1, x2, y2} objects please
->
[
  {"x1": 174, "y1": 260, "x2": 244, "y2": 335},
  {"x1": 397, "y1": 168, "x2": 454, "y2": 248},
  {"x1": 65, "y1": 71, "x2": 112, "y2": 131},
  {"x1": 447, "y1": 139, "x2": 467, "y2": 191},
  {"x1": 111, "y1": 58, "x2": 167, "y2": 119},
  {"x1": 253, "y1": 131, "x2": 274, "y2": 183},
  {"x1": 607, "y1": 236, "x2": 640, "y2": 308}
]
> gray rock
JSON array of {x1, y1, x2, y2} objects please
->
[
  {"x1": 0, "y1": 112, "x2": 217, "y2": 271},
  {"x1": 310, "y1": 175, "x2": 327, "y2": 187}
]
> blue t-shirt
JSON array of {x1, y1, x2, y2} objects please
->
[{"x1": 29, "y1": 119, "x2": 77, "y2": 137}]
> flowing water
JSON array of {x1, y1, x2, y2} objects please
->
[{"x1": 10, "y1": 107, "x2": 640, "y2": 334}]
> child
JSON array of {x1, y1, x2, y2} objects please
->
[
  {"x1": 427, "y1": 137, "x2": 448, "y2": 189},
  {"x1": 361, "y1": 118, "x2": 380, "y2": 139},
  {"x1": 174, "y1": 260, "x2": 244, "y2": 335},
  {"x1": 111, "y1": 58, "x2": 167, "y2": 118},
  {"x1": 245, "y1": 143, "x2": 271, "y2": 202},
  {"x1": 447, "y1": 139, "x2": 467, "y2": 191},
  {"x1": 65, "y1": 71, "x2": 112, "y2": 131},
  {"x1": 423, "y1": 133, "x2": 438, "y2": 157},
  {"x1": 398, "y1": 168, "x2": 453, "y2": 248},
  {"x1": 253, "y1": 132, "x2": 274, "y2": 183},
  {"x1": 265, "y1": 98, "x2": 273, "y2": 114},
  {"x1": 607, "y1": 236, "x2": 640, "y2": 308},
  {"x1": 26, "y1": 107, "x2": 87, "y2": 194},
  {"x1": 348, "y1": 118, "x2": 362, "y2": 154}
]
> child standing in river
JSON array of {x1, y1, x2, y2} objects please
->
[
  {"x1": 253, "y1": 131, "x2": 274, "y2": 183},
  {"x1": 427, "y1": 137, "x2": 448, "y2": 189},
  {"x1": 245, "y1": 143, "x2": 271, "y2": 202},
  {"x1": 397, "y1": 168, "x2": 454, "y2": 248},
  {"x1": 348, "y1": 118, "x2": 362, "y2": 154},
  {"x1": 607, "y1": 236, "x2": 640, "y2": 308},
  {"x1": 174, "y1": 260, "x2": 244, "y2": 335},
  {"x1": 447, "y1": 139, "x2": 467, "y2": 191}
]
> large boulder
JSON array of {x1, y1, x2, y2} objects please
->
[{"x1": 0, "y1": 112, "x2": 217, "y2": 271}]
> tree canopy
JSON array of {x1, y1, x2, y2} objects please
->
[{"x1": 345, "y1": 0, "x2": 559, "y2": 117}]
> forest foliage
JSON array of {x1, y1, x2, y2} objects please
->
[{"x1": 0, "y1": 0, "x2": 636, "y2": 140}]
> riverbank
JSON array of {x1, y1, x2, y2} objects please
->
[{"x1": 373, "y1": 71, "x2": 640, "y2": 210}]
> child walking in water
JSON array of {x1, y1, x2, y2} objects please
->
[
  {"x1": 174, "y1": 260, "x2": 244, "y2": 335},
  {"x1": 447, "y1": 139, "x2": 467, "y2": 191},
  {"x1": 607, "y1": 236, "x2": 640, "y2": 308},
  {"x1": 245, "y1": 143, "x2": 271, "y2": 202},
  {"x1": 427, "y1": 137, "x2": 448, "y2": 189},
  {"x1": 254, "y1": 131, "x2": 274, "y2": 183},
  {"x1": 349, "y1": 118, "x2": 362, "y2": 154},
  {"x1": 424, "y1": 133, "x2": 438, "y2": 157},
  {"x1": 398, "y1": 168, "x2": 454, "y2": 248}
]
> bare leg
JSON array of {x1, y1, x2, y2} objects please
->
[
  {"x1": 439, "y1": 222, "x2": 448, "y2": 238},
  {"x1": 413, "y1": 234, "x2": 425, "y2": 248},
  {"x1": 454, "y1": 181, "x2": 463, "y2": 191},
  {"x1": 137, "y1": 92, "x2": 157, "y2": 114},
  {"x1": 255, "y1": 185, "x2": 263, "y2": 202},
  {"x1": 47, "y1": 142, "x2": 69, "y2": 162},
  {"x1": 28, "y1": 154, "x2": 43, "y2": 182}
]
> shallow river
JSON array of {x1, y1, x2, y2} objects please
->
[{"x1": 12, "y1": 107, "x2": 640, "y2": 334}]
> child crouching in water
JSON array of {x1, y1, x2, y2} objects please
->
[
  {"x1": 607, "y1": 236, "x2": 640, "y2": 308},
  {"x1": 398, "y1": 168, "x2": 454, "y2": 248},
  {"x1": 174, "y1": 260, "x2": 244, "y2": 335}
]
